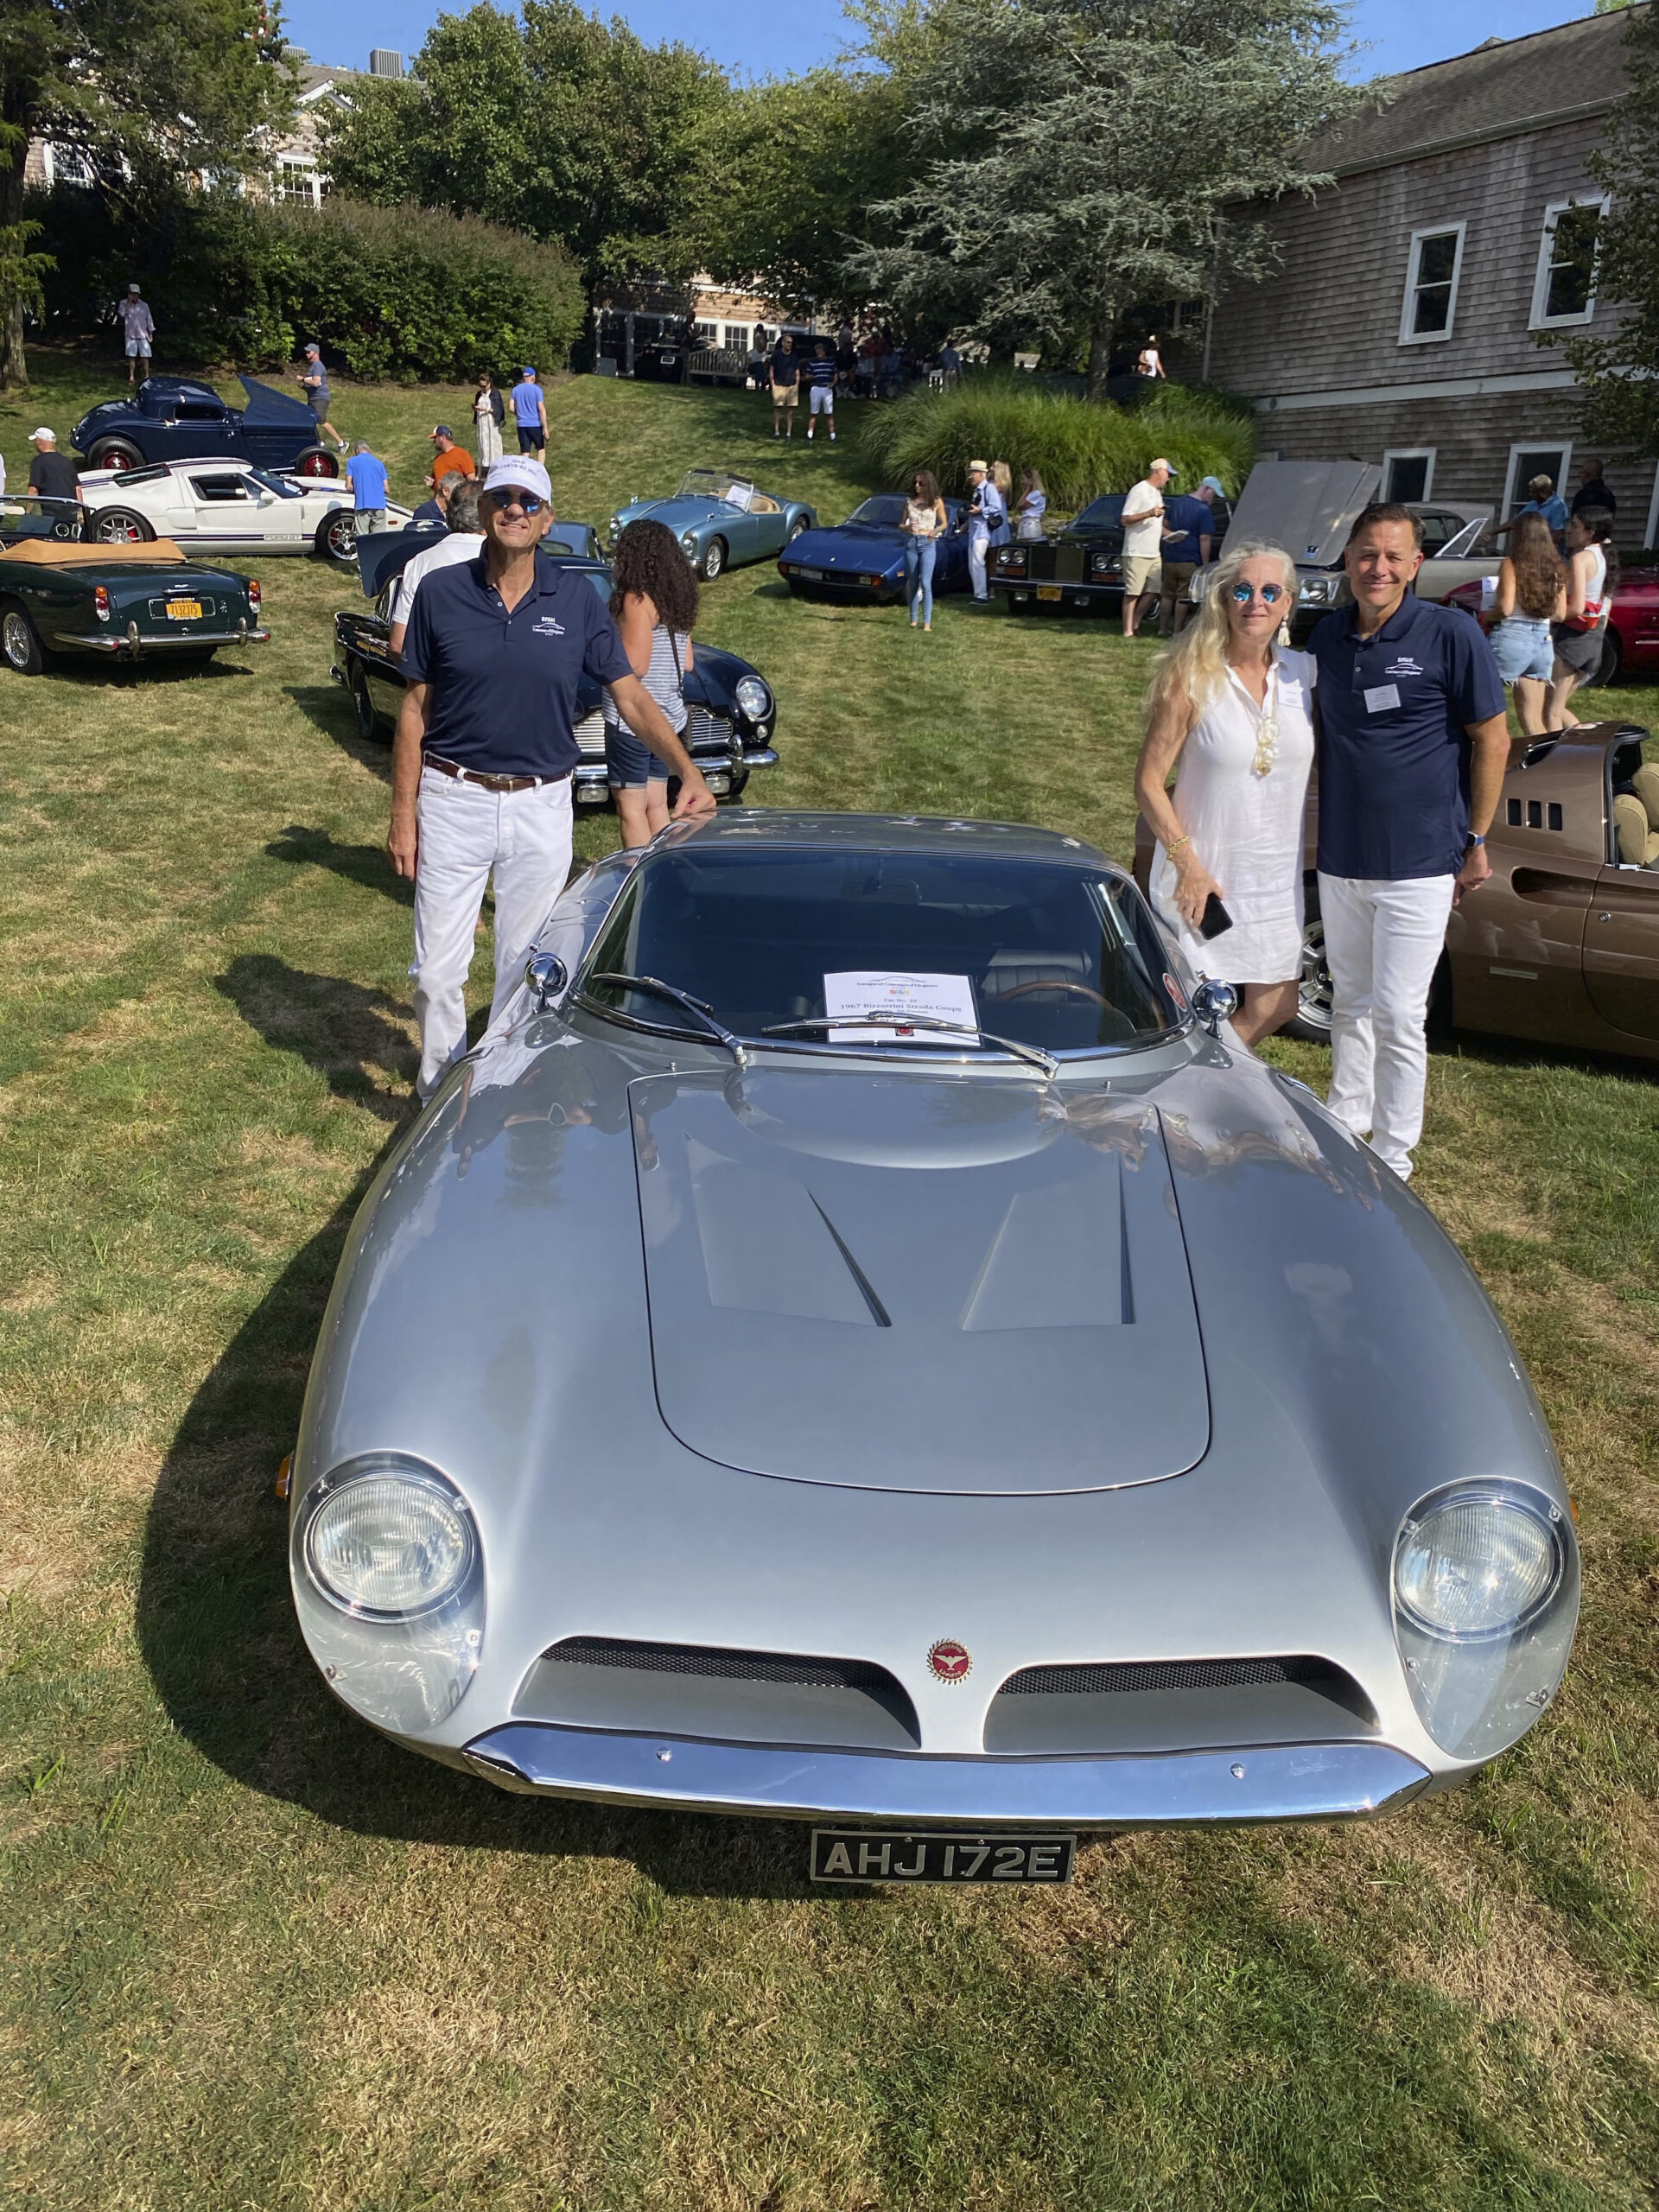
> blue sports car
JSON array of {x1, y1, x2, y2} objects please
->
[
  {"x1": 777, "y1": 496, "x2": 974, "y2": 603},
  {"x1": 71, "y1": 375, "x2": 342, "y2": 480},
  {"x1": 607, "y1": 470, "x2": 817, "y2": 582}
]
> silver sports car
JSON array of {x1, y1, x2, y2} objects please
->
[{"x1": 288, "y1": 813, "x2": 1578, "y2": 1879}]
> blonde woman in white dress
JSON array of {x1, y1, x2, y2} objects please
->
[{"x1": 1134, "y1": 540, "x2": 1316, "y2": 1047}]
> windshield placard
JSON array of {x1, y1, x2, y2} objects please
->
[{"x1": 825, "y1": 969, "x2": 978, "y2": 1045}]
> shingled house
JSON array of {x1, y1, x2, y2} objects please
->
[{"x1": 1202, "y1": 10, "x2": 1651, "y2": 545}]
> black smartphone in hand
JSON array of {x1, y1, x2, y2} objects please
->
[{"x1": 1198, "y1": 893, "x2": 1234, "y2": 940}]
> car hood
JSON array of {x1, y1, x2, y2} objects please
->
[
  {"x1": 1224, "y1": 460, "x2": 1381, "y2": 569},
  {"x1": 631, "y1": 1068, "x2": 1208, "y2": 1495},
  {"x1": 787, "y1": 525, "x2": 904, "y2": 570},
  {"x1": 618, "y1": 498, "x2": 730, "y2": 531}
]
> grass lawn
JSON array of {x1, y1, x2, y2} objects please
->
[{"x1": 3, "y1": 350, "x2": 1657, "y2": 2210}]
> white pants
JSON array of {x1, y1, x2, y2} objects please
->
[
  {"x1": 969, "y1": 525, "x2": 988, "y2": 600},
  {"x1": 1319, "y1": 871, "x2": 1455, "y2": 1180},
  {"x1": 411, "y1": 766, "x2": 573, "y2": 1098}
]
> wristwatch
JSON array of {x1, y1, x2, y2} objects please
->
[{"x1": 1465, "y1": 832, "x2": 1486, "y2": 849}]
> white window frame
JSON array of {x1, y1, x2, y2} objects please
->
[
  {"x1": 1643, "y1": 464, "x2": 1659, "y2": 558},
  {"x1": 1382, "y1": 448, "x2": 1436, "y2": 502},
  {"x1": 1502, "y1": 442, "x2": 1572, "y2": 522},
  {"x1": 1398, "y1": 222, "x2": 1466, "y2": 346},
  {"x1": 1529, "y1": 195, "x2": 1610, "y2": 329}
]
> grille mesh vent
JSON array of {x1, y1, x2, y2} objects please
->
[
  {"x1": 685, "y1": 707, "x2": 734, "y2": 751},
  {"x1": 1000, "y1": 1657, "x2": 1328, "y2": 1697},
  {"x1": 546, "y1": 1636, "x2": 896, "y2": 1694}
]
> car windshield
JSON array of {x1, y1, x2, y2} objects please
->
[
  {"x1": 845, "y1": 497, "x2": 908, "y2": 528},
  {"x1": 579, "y1": 845, "x2": 1185, "y2": 1055},
  {"x1": 1071, "y1": 495, "x2": 1127, "y2": 530},
  {"x1": 0, "y1": 495, "x2": 83, "y2": 541},
  {"x1": 676, "y1": 470, "x2": 753, "y2": 507},
  {"x1": 249, "y1": 469, "x2": 302, "y2": 499}
]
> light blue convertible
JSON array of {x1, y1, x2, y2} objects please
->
[{"x1": 608, "y1": 469, "x2": 817, "y2": 581}]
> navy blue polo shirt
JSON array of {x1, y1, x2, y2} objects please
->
[
  {"x1": 770, "y1": 346, "x2": 800, "y2": 386},
  {"x1": 401, "y1": 553, "x2": 632, "y2": 779},
  {"x1": 1311, "y1": 594, "x2": 1505, "y2": 880},
  {"x1": 1160, "y1": 493, "x2": 1211, "y2": 566}
]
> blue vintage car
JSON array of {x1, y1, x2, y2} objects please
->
[
  {"x1": 71, "y1": 375, "x2": 342, "y2": 479},
  {"x1": 776, "y1": 496, "x2": 974, "y2": 603},
  {"x1": 607, "y1": 470, "x2": 817, "y2": 581}
]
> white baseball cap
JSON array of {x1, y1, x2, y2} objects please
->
[
  {"x1": 30, "y1": 426, "x2": 56, "y2": 442},
  {"x1": 483, "y1": 456, "x2": 553, "y2": 505},
  {"x1": 1150, "y1": 456, "x2": 1178, "y2": 474}
]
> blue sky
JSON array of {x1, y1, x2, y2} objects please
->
[{"x1": 279, "y1": 0, "x2": 1600, "y2": 89}]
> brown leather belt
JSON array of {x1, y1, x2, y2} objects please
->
[{"x1": 424, "y1": 753, "x2": 571, "y2": 794}]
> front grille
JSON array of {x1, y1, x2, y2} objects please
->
[
  {"x1": 686, "y1": 707, "x2": 734, "y2": 751},
  {"x1": 1001, "y1": 1656, "x2": 1330, "y2": 1696},
  {"x1": 545, "y1": 1636, "x2": 895, "y2": 1693},
  {"x1": 574, "y1": 709, "x2": 605, "y2": 755}
]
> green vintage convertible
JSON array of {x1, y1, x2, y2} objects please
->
[{"x1": 0, "y1": 520, "x2": 269, "y2": 676}]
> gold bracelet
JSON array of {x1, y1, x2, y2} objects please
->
[{"x1": 1166, "y1": 833, "x2": 1191, "y2": 856}]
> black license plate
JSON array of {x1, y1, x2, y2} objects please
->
[{"x1": 810, "y1": 1829, "x2": 1075, "y2": 1885}]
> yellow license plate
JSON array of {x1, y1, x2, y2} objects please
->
[
  {"x1": 1036, "y1": 584, "x2": 1063, "y2": 601},
  {"x1": 165, "y1": 599, "x2": 203, "y2": 620}
]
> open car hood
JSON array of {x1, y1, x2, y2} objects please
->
[
  {"x1": 632, "y1": 1067, "x2": 1210, "y2": 1496},
  {"x1": 1223, "y1": 460, "x2": 1381, "y2": 569},
  {"x1": 237, "y1": 374, "x2": 321, "y2": 425}
]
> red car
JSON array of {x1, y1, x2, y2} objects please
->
[{"x1": 1444, "y1": 567, "x2": 1658, "y2": 688}]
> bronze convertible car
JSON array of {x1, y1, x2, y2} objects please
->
[{"x1": 1137, "y1": 719, "x2": 1659, "y2": 1058}]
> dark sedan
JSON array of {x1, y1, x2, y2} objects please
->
[
  {"x1": 776, "y1": 497, "x2": 973, "y2": 602},
  {"x1": 331, "y1": 529, "x2": 779, "y2": 809},
  {"x1": 71, "y1": 375, "x2": 341, "y2": 479},
  {"x1": 990, "y1": 493, "x2": 1127, "y2": 613}
]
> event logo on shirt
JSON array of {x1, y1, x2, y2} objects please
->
[
  {"x1": 531, "y1": 615, "x2": 567, "y2": 637},
  {"x1": 1384, "y1": 657, "x2": 1423, "y2": 677}
]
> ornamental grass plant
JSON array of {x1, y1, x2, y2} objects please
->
[{"x1": 859, "y1": 375, "x2": 1256, "y2": 508}]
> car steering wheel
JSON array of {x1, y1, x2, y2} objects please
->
[{"x1": 989, "y1": 979, "x2": 1112, "y2": 1007}]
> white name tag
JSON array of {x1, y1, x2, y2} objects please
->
[{"x1": 1364, "y1": 683, "x2": 1402, "y2": 714}]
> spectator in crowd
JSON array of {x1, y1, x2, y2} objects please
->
[
  {"x1": 804, "y1": 339, "x2": 837, "y2": 442},
  {"x1": 1571, "y1": 455, "x2": 1617, "y2": 520},
  {"x1": 297, "y1": 344, "x2": 346, "y2": 454},
  {"x1": 604, "y1": 518, "x2": 702, "y2": 849},
  {"x1": 1136, "y1": 335, "x2": 1166, "y2": 379},
  {"x1": 428, "y1": 424, "x2": 476, "y2": 493},
  {"x1": 118, "y1": 283, "x2": 155, "y2": 385},
  {"x1": 1548, "y1": 508, "x2": 1618, "y2": 730},
  {"x1": 1486, "y1": 511, "x2": 1564, "y2": 737},
  {"x1": 25, "y1": 428, "x2": 78, "y2": 501},
  {"x1": 512, "y1": 366, "x2": 548, "y2": 454},
  {"x1": 345, "y1": 439, "x2": 391, "y2": 535},
  {"x1": 1157, "y1": 479, "x2": 1217, "y2": 635},
  {"x1": 389, "y1": 480, "x2": 485, "y2": 658},
  {"x1": 473, "y1": 372, "x2": 505, "y2": 468},
  {"x1": 389, "y1": 455, "x2": 715, "y2": 1100},
  {"x1": 990, "y1": 460, "x2": 1014, "y2": 520},
  {"x1": 1015, "y1": 467, "x2": 1047, "y2": 540},
  {"x1": 965, "y1": 459, "x2": 1008, "y2": 603},
  {"x1": 1120, "y1": 458, "x2": 1174, "y2": 638},
  {"x1": 1309, "y1": 502, "x2": 1509, "y2": 1181},
  {"x1": 769, "y1": 333, "x2": 800, "y2": 439},
  {"x1": 836, "y1": 321, "x2": 856, "y2": 394},
  {"x1": 902, "y1": 468, "x2": 948, "y2": 632},
  {"x1": 1195, "y1": 473, "x2": 1231, "y2": 539},
  {"x1": 1495, "y1": 471, "x2": 1568, "y2": 550},
  {"x1": 938, "y1": 338, "x2": 962, "y2": 389},
  {"x1": 1136, "y1": 539, "x2": 1316, "y2": 1047}
]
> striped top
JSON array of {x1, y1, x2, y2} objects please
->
[{"x1": 603, "y1": 620, "x2": 690, "y2": 734}]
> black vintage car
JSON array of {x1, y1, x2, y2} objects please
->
[
  {"x1": 989, "y1": 493, "x2": 1127, "y2": 614},
  {"x1": 331, "y1": 529, "x2": 779, "y2": 808},
  {"x1": 71, "y1": 375, "x2": 341, "y2": 479}
]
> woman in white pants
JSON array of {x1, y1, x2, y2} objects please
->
[{"x1": 1135, "y1": 542, "x2": 1314, "y2": 1048}]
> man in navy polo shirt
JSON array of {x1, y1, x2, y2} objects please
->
[
  {"x1": 1311, "y1": 501, "x2": 1510, "y2": 1180},
  {"x1": 390, "y1": 455, "x2": 715, "y2": 1099}
]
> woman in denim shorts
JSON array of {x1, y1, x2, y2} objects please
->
[
  {"x1": 1487, "y1": 511, "x2": 1564, "y2": 736},
  {"x1": 603, "y1": 519, "x2": 698, "y2": 848}
]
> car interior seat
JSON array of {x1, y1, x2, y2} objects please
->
[
  {"x1": 1611, "y1": 790, "x2": 1659, "y2": 868},
  {"x1": 748, "y1": 494, "x2": 781, "y2": 515}
]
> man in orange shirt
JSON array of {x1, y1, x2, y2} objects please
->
[{"x1": 427, "y1": 424, "x2": 476, "y2": 494}]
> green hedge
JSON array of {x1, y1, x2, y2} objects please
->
[
  {"x1": 859, "y1": 378, "x2": 1255, "y2": 509},
  {"x1": 28, "y1": 187, "x2": 585, "y2": 384}
]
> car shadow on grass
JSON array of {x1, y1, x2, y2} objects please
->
[{"x1": 266, "y1": 823, "x2": 412, "y2": 907}]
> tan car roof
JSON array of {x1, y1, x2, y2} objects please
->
[{"x1": 0, "y1": 537, "x2": 188, "y2": 566}]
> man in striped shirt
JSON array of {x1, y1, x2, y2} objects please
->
[{"x1": 804, "y1": 340, "x2": 837, "y2": 442}]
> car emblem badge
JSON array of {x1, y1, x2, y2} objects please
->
[{"x1": 928, "y1": 1638, "x2": 972, "y2": 1684}]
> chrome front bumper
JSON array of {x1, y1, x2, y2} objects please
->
[{"x1": 463, "y1": 1722, "x2": 1431, "y2": 1827}]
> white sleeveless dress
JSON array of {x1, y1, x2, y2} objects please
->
[{"x1": 1151, "y1": 647, "x2": 1317, "y2": 987}]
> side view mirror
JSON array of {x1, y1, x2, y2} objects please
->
[
  {"x1": 524, "y1": 950, "x2": 568, "y2": 1010},
  {"x1": 1192, "y1": 978, "x2": 1238, "y2": 1036}
]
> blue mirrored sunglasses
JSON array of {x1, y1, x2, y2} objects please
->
[
  {"x1": 1230, "y1": 582, "x2": 1286, "y2": 604},
  {"x1": 486, "y1": 487, "x2": 546, "y2": 514}
]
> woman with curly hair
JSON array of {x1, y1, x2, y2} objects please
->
[{"x1": 605, "y1": 518, "x2": 700, "y2": 848}]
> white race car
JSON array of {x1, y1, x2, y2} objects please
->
[{"x1": 76, "y1": 458, "x2": 415, "y2": 569}]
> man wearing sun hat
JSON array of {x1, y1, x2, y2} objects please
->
[{"x1": 389, "y1": 454, "x2": 716, "y2": 1099}]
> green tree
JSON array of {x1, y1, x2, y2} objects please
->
[
  {"x1": 1555, "y1": 1, "x2": 1659, "y2": 448},
  {"x1": 318, "y1": 2, "x2": 730, "y2": 288},
  {"x1": 0, "y1": 0, "x2": 295, "y2": 385},
  {"x1": 849, "y1": 0, "x2": 1363, "y2": 396}
]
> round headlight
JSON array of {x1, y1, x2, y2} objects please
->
[
  {"x1": 1395, "y1": 1488, "x2": 1561, "y2": 1641},
  {"x1": 681, "y1": 530, "x2": 699, "y2": 552},
  {"x1": 305, "y1": 1471, "x2": 475, "y2": 1619},
  {"x1": 734, "y1": 675, "x2": 770, "y2": 721}
]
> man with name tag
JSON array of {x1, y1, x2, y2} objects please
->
[
  {"x1": 1309, "y1": 501, "x2": 1509, "y2": 1181},
  {"x1": 390, "y1": 455, "x2": 716, "y2": 1101}
]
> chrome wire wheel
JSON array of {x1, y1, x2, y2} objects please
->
[
  {"x1": 3, "y1": 607, "x2": 43, "y2": 674},
  {"x1": 1288, "y1": 915, "x2": 1333, "y2": 1043}
]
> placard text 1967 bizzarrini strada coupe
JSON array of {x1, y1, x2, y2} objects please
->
[{"x1": 287, "y1": 813, "x2": 1578, "y2": 1883}]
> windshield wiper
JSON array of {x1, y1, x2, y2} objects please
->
[
  {"x1": 760, "y1": 1012, "x2": 1057, "y2": 1079},
  {"x1": 579, "y1": 972, "x2": 747, "y2": 1066}
]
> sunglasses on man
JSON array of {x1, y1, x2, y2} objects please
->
[
  {"x1": 1230, "y1": 581, "x2": 1286, "y2": 605},
  {"x1": 486, "y1": 487, "x2": 547, "y2": 515}
]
